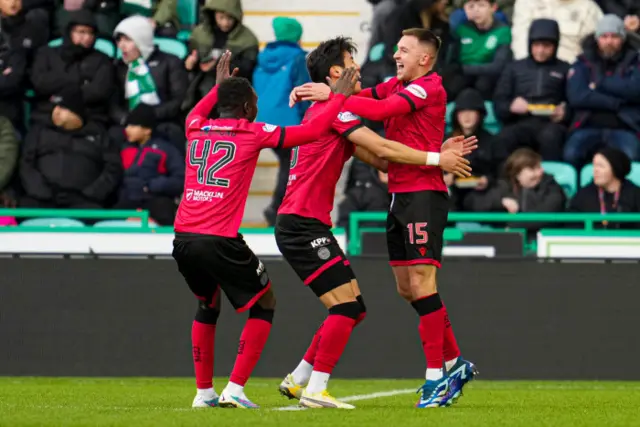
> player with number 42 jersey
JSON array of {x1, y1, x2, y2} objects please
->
[{"x1": 171, "y1": 52, "x2": 359, "y2": 410}]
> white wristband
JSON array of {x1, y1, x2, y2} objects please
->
[{"x1": 426, "y1": 152, "x2": 440, "y2": 166}]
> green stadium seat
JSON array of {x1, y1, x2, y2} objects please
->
[
  {"x1": 580, "y1": 162, "x2": 640, "y2": 187},
  {"x1": 542, "y1": 161, "x2": 577, "y2": 198},
  {"x1": 445, "y1": 101, "x2": 502, "y2": 135},
  {"x1": 177, "y1": 0, "x2": 198, "y2": 27},
  {"x1": 153, "y1": 37, "x2": 188, "y2": 59},
  {"x1": 177, "y1": 30, "x2": 191, "y2": 42},
  {"x1": 455, "y1": 222, "x2": 493, "y2": 231},
  {"x1": 93, "y1": 220, "x2": 158, "y2": 228},
  {"x1": 48, "y1": 37, "x2": 116, "y2": 57},
  {"x1": 20, "y1": 218, "x2": 86, "y2": 228}
]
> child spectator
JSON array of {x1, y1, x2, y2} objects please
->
[
  {"x1": 445, "y1": 0, "x2": 513, "y2": 100},
  {"x1": 444, "y1": 88, "x2": 500, "y2": 211},
  {"x1": 115, "y1": 103, "x2": 184, "y2": 226}
]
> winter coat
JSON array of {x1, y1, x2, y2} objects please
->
[
  {"x1": 511, "y1": 0, "x2": 603, "y2": 64},
  {"x1": 0, "y1": 39, "x2": 27, "y2": 128},
  {"x1": 189, "y1": 0, "x2": 259, "y2": 80},
  {"x1": 566, "y1": 38, "x2": 640, "y2": 133},
  {"x1": 111, "y1": 47, "x2": 189, "y2": 126},
  {"x1": 19, "y1": 120, "x2": 122, "y2": 203},
  {"x1": 494, "y1": 19, "x2": 571, "y2": 123},
  {"x1": 253, "y1": 41, "x2": 311, "y2": 127},
  {"x1": 30, "y1": 10, "x2": 115, "y2": 125},
  {"x1": 0, "y1": 10, "x2": 49, "y2": 59},
  {"x1": 119, "y1": 137, "x2": 184, "y2": 202},
  {"x1": 569, "y1": 180, "x2": 640, "y2": 228},
  {"x1": 0, "y1": 116, "x2": 19, "y2": 191}
]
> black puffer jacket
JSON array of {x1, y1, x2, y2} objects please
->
[
  {"x1": 0, "y1": 39, "x2": 27, "y2": 128},
  {"x1": 0, "y1": 9, "x2": 49, "y2": 61},
  {"x1": 494, "y1": 19, "x2": 571, "y2": 123},
  {"x1": 19, "y1": 120, "x2": 122, "y2": 203},
  {"x1": 111, "y1": 48, "x2": 189, "y2": 125},
  {"x1": 30, "y1": 10, "x2": 115, "y2": 125}
]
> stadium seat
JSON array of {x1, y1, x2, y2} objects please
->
[
  {"x1": 455, "y1": 222, "x2": 493, "y2": 231},
  {"x1": 177, "y1": 0, "x2": 198, "y2": 27},
  {"x1": 368, "y1": 43, "x2": 385, "y2": 62},
  {"x1": 48, "y1": 37, "x2": 116, "y2": 57},
  {"x1": 177, "y1": 30, "x2": 191, "y2": 42},
  {"x1": 93, "y1": 220, "x2": 158, "y2": 228},
  {"x1": 20, "y1": 218, "x2": 86, "y2": 228},
  {"x1": 153, "y1": 37, "x2": 188, "y2": 59},
  {"x1": 542, "y1": 161, "x2": 577, "y2": 198},
  {"x1": 580, "y1": 162, "x2": 640, "y2": 187},
  {"x1": 445, "y1": 101, "x2": 502, "y2": 135}
]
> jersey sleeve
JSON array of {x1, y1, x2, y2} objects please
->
[
  {"x1": 331, "y1": 110, "x2": 364, "y2": 138},
  {"x1": 254, "y1": 122, "x2": 287, "y2": 149},
  {"x1": 185, "y1": 116, "x2": 207, "y2": 141},
  {"x1": 370, "y1": 78, "x2": 395, "y2": 100},
  {"x1": 395, "y1": 78, "x2": 444, "y2": 112}
]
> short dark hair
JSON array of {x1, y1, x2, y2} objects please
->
[
  {"x1": 217, "y1": 77, "x2": 254, "y2": 114},
  {"x1": 402, "y1": 28, "x2": 442, "y2": 52},
  {"x1": 306, "y1": 36, "x2": 358, "y2": 83}
]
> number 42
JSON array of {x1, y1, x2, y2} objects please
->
[{"x1": 188, "y1": 139, "x2": 236, "y2": 187}]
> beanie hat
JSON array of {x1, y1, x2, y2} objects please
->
[
  {"x1": 126, "y1": 103, "x2": 157, "y2": 129},
  {"x1": 595, "y1": 14, "x2": 627, "y2": 41},
  {"x1": 453, "y1": 88, "x2": 486, "y2": 115},
  {"x1": 52, "y1": 87, "x2": 86, "y2": 120},
  {"x1": 597, "y1": 147, "x2": 631, "y2": 180},
  {"x1": 113, "y1": 15, "x2": 155, "y2": 60},
  {"x1": 273, "y1": 17, "x2": 303, "y2": 43}
]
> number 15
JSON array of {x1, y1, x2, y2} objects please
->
[{"x1": 407, "y1": 222, "x2": 428, "y2": 244}]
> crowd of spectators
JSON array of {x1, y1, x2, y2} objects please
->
[{"x1": 0, "y1": 0, "x2": 638, "y2": 228}]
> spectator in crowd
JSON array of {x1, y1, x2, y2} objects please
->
[
  {"x1": 111, "y1": 16, "x2": 188, "y2": 152},
  {"x1": 189, "y1": 0, "x2": 259, "y2": 80},
  {"x1": 337, "y1": 159, "x2": 390, "y2": 233},
  {"x1": 444, "y1": 88, "x2": 499, "y2": 211},
  {"x1": 56, "y1": 0, "x2": 179, "y2": 38},
  {"x1": 511, "y1": 0, "x2": 603, "y2": 64},
  {"x1": 444, "y1": 0, "x2": 512, "y2": 100},
  {"x1": 30, "y1": 10, "x2": 114, "y2": 126},
  {"x1": 448, "y1": 0, "x2": 513, "y2": 30},
  {"x1": 366, "y1": 0, "x2": 404, "y2": 50},
  {"x1": 0, "y1": 0, "x2": 49, "y2": 63},
  {"x1": 19, "y1": 87, "x2": 122, "y2": 209},
  {"x1": 182, "y1": 46, "x2": 218, "y2": 113},
  {"x1": 115, "y1": 103, "x2": 183, "y2": 225},
  {"x1": 494, "y1": 19, "x2": 570, "y2": 162},
  {"x1": 595, "y1": 0, "x2": 640, "y2": 49},
  {"x1": 0, "y1": 116, "x2": 18, "y2": 204},
  {"x1": 0, "y1": 26, "x2": 27, "y2": 131},
  {"x1": 253, "y1": 17, "x2": 311, "y2": 226},
  {"x1": 467, "y1": 148, "x2": 567, "y2": 233},
  {"x1": 569, "y1": 147, "x2": 640, "y2": 227},
  {"x1": 564, "y1": 14, "x2": 640, "y2": 170}
]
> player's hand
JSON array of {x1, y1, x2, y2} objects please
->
[
  {"x1": 441, "y1": 135, "x2": 478, "y2": 156},
  {"x1": 215, "y1": 50, "x2": 239, "y2": 85},
  {"x1": 291, "y1": 83, "x2": 332, "y2": 106},
  {"x1": 502, "y1": 197, "x2": 519, "y2": 213},
  {"x1": 330, "y1": 67, "x2": 358, "y2": 98},
  {"x1": 439, "y1": 150, "x2": 472, "y2": 178}
]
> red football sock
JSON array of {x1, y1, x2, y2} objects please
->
[
  {"x1": 192, "y1": 321, "x2": 216, "y2": 389},
  {"x1": 229, "y1": 318, "x2": 272, "y2": 386},
  {"x1": 412, "y1": 294, "x2": 446, "y2": 371},
  {"x1": 303, "y1": 322, "x2": 324, "y2": 364},
  {"x1": 442, "y1": 305, "x2": 460, "y2": 362},
  {"x1": 313, "y1": 314, "x2": 356, "y2": 374}
]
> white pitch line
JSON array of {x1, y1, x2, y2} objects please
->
[{"x1": 274, "y1": 388, "x2": 415, "y2": 411}]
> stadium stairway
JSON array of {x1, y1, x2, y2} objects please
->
[{"x1": 241, "y1": 0, "x2": 372, "y2": 227}]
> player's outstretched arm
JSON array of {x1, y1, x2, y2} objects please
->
[
  {"x1": 289, "y1": 83, "x2": 373, "y2": 108},
  {"x1": 280, "y1": 68, "x2": 358, "y2": 148},
  {"x1": 353, "y1": 145, "x2": 388, "y2": 173}
]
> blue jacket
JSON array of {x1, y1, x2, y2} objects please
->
[
  {"x1": 253, "y1": 41, "x2": 311, "y2": 127},
  {"x1": 120, "y1": 136, "x2": 184, "y2": 202},
  {"x1": 566, "y1": 38, "x2": 640, "y2": 133}
]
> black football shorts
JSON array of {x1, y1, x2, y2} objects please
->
[
  {"x1": 275, "y1": 214, "x2": 355, "y2": 297},
  {"x1": 386, "y1": 190, "x2": 449, "y2": 268},
  {"x1": 172, "y1": 233, "x2": 271, "y2": 312}
]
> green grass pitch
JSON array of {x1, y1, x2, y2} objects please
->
[{"x1": 1, "y1": 378, "x2": 639, "y2": 426}]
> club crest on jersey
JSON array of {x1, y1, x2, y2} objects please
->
[
  {"x1": 186, "y1": 189, "x2": 194, "y2": 201},
  {"x1": 200, "y1": 125, "x2": 212, "y2": 132},
  {"x1": 262, "y1": 124, "x2": 278, "y2": 132},
  {"x1": 317, "y1": 247, "x2": 331, "y2": 260},
  {"x1": 338, "y1": 112, "x2": 359, "y2": 123},
  {"x1": 406, "y1": 84, "x2": 427, "y2": 99}
]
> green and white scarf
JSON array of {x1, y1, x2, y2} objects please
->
[{"x1": 125, "y1": 57, "x2": 160, "y2": 110}]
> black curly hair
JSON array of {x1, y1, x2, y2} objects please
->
[
  {"x1": 306, "y1": 36, "x2": 358, "y2": 83},
  {"x1": 217, "y1": 77, "x2": 257, "y2": 120}
]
